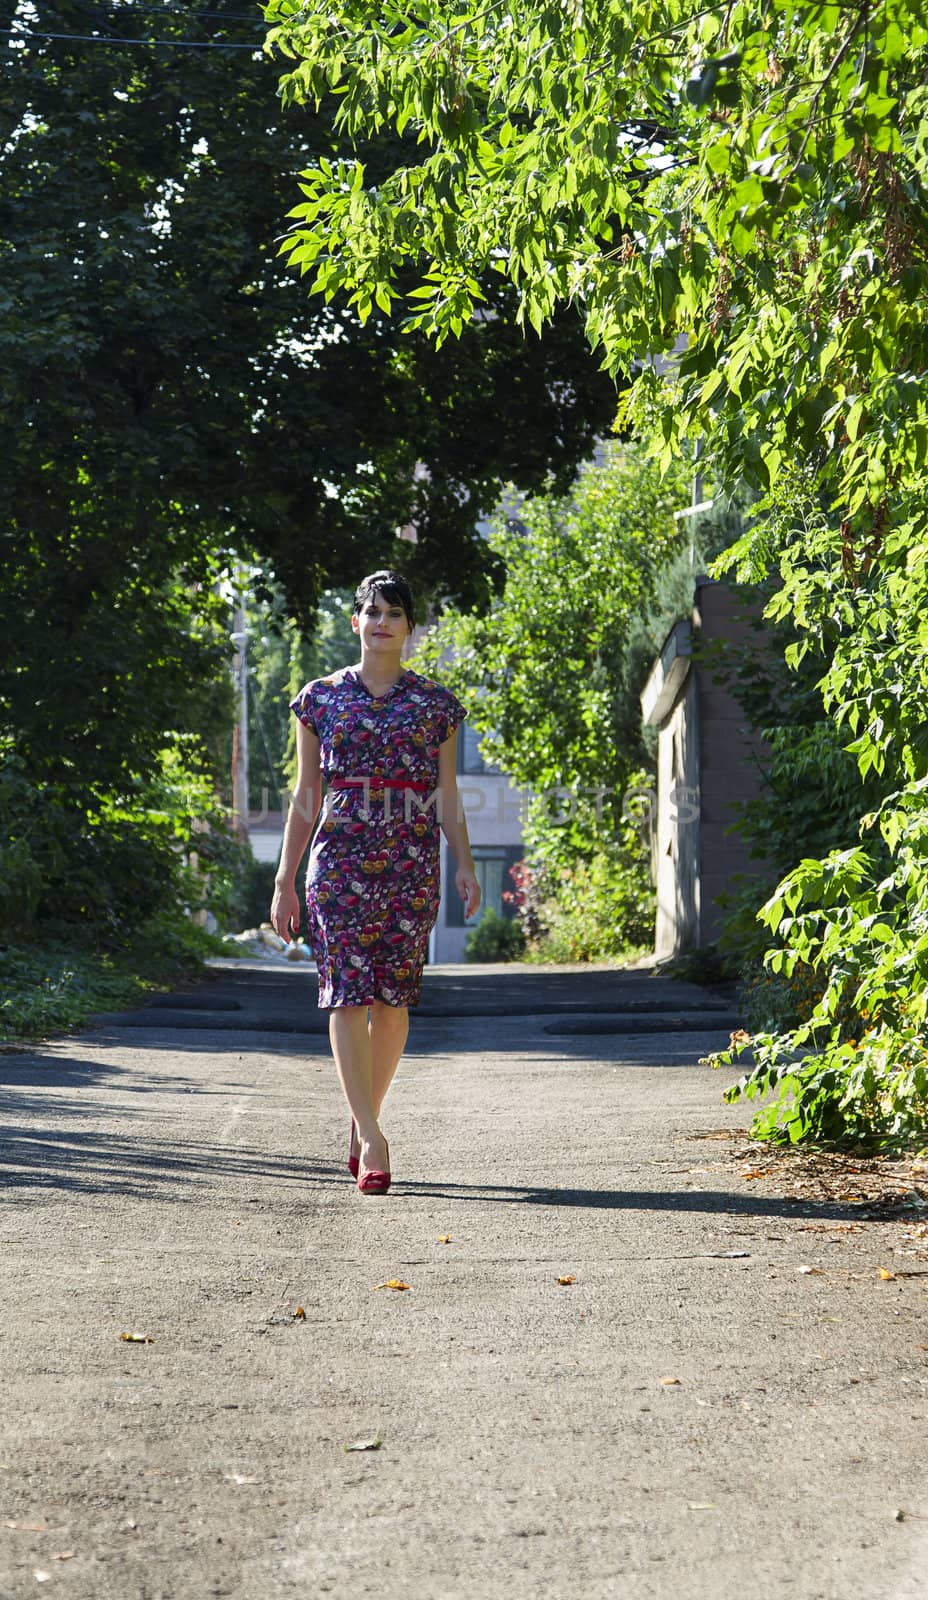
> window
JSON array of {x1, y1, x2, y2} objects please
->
[
  {"x1": 445, "y1": 844, "x2": 523, "y2": 927},
  {"x1": 457, "y1": 721, "x2": 498, "y2": 775}
]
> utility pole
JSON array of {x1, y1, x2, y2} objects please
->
[
  {"x1": 230, "y1": 577, "x2": 250, "y2": 842},
  {"x1": 673, "y1": 440, "x2": 713, "y2": 564}
]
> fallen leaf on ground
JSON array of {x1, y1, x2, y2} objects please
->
[
  {"x1": 741, "y1": 1170, "x2": 767, "y2": 1180},
  {"x1": 344, "y1": 1437, "x2": 382, "y2": 1453},
  {"x1": 119, "y1": 1332, "x2": 154, "y2": 1344},
  {"x1": 798, "y1": 1265, "x2": 825, "y2": 1275},
  {"x1": 797, "y1": 1223, "x2": 861, "y2": 1233},
  {"x1": 557, "y1": 1275, "x2": 577, "y2": 1286},
  {"x1": 660, "y1": 1376, "x2": 682, "y2": 1385},
  {"x1": 879, "y1": 1267, "x2": 896, "y2": 1280},
  {"x1": 293, "y1": 1306, "x2": 306, "y2": 1320},
  {"x1": 373, "y1": 1280, "x2": 411, "y2": 1291}
]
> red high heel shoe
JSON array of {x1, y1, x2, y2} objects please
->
[
  {"x1": 348, "y1": 1120, "x2": 360, "y2": 1179},
  {"x1": 357, "y1": 1140, "x2": 391, "y2": 1196}
]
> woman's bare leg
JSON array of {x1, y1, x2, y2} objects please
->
[
  {"x1": 369, "y1": 1001, "x2": 409, "y2": 1116},
  {"x1": 329, "y1": 1006, "x2": 389, "y2": 1173}
]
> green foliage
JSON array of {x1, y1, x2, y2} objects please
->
[
  {"x1": 413, "y1": 445, "x2": 673, "y2": 965},
  {"x1": 234, "y1": 858, "x2": 291, "y2": 936},
  {"x1": 525, "y1": 828, "x2": 654, "y2": 964},
  {"x1": 3, "y1": 4, "x2": 617, "y2": 626},
  {"x1": 702, "y1": 489, "x2": 893, "y2": 975},
  {"x1": 278, "y1": 587, "x2": 362, "y2": 787},
  {"x1": 0, "y1": 730, "x2": 246, "y2": 943},
  {"x1": 265, "y1": 0, "x2": 928, "y2": 517},
  {"x1": 0, "y1": 748, "x2": 44, "y2": 934},
  {"x1": 414, "y1": 439, "x2": 688, "y2": 863},
  {"x1": 263, "y1": 0, "x2": 928, "y2": 1145},
  {"x1": 0, "y1": 910, "x2": 236, "y2": 1047},
  {"x1": 464, "y1": 905, "x2": 527, "y2": 962},
  {"x1": 3, "y1": 5, "x2": 614, "y2": 964},
  {"x1": 706, "y1": 473, "x2": 928, "y2": 1148}
]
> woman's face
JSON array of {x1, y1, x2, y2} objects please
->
[{"x1": 352, "y1": 591, "x2": 412, "y2": 649}]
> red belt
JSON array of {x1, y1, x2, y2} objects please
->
[{"x1": 330, "y1": 776, "x2": 432, "y2": 793}]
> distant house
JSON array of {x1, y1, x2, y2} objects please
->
[
  {"x1": 431, "y1": 719, "x2": 525, "y2": 963},
  {"x1": 640, "y1": 577, "x2": 770, "y2": 959},
  {"x1": 248, "y1": 809, "x2": 287, "y2": 866},
  {"x1": 400, "y1": 626, "x2": 525, "y2": 964}
]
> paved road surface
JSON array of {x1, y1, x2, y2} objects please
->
[{"x1": 0, "y1": 960, "x2": 925, "y2": 1599}]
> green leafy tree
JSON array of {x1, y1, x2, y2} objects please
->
[
  {"x1": 2, "y1": 0, "x2": 617, "y2": 618},
  {"x1": 268, "y1": 0, "x2": 928, "y2": 1143},
  {"x1": 414, "y1": 440, "x2": 688, "y2": 857},
  {"x1": 266, "y1": 0, "x2": 927, "y2": 516},
  {"x1": 1, "y1": 0, "x2": 615, "y2": 938},
  {"x1": 414, "y1": 441, "x2": 688, "y2": 956},
  {"x1": 709, "y1": 471, "x2": 928, "y2": 1148}
]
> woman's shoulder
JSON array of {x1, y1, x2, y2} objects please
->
[
  {"x1": 403, "y1": 668, "x2": 458, "y2": 700},
  {"x1": 293, "y1": 668, "x2": 354, "y2": 700},
  {"x1": 289, "y1": 669, "x2": 355, "y2": 728}
]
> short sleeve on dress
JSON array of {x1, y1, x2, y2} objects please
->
[
  {"x1": 289, "y1": 682, "x2": 318, "y2": 735},
  {"x1": 437, "y1": 687, "x2": 467, "y2": 743}
]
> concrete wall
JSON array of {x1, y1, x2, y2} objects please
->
[{"x1": 653, "y1": 668, "x2": 700, "y2": 959}]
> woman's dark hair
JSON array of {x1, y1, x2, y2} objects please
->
[{"x1": 353, "y1": 570, "x2": 416, "y2": 631}]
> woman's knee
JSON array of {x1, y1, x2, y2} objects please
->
[
  {"x1": 329, "y1": 1004, "x2": 370, "y2": 1032},
  {"x1": 371, "y1": 1000, "x2": 408, "y2": 1024}
]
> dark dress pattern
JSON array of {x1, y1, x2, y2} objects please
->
[{"x1": 289, "y1": 666, "x2": 467, "y2": 1009}]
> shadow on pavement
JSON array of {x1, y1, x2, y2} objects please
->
[
  {"x1": 389, "y1": 1180, "x2": 873, "y2": 1223},
  {"x1": 76, "y1": 959, "x2": 743, "y2": 1046},
  {"x1": 0, "y1": 1055, "x2": 258, "y2": 1098},
  {"x1": 0, "y1": 1127, "x2": 340, "y2": 1200},
  {"x1": 58, "y1": 1024, "x2": 733, "y2": 1064},
  {"x1": 0, "y1": 1121, "x2": 867, "y2": 1223}
]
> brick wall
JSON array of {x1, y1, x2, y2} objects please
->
[{"x1": 693, "y1": 579, "x2": 770, "y2": 944}]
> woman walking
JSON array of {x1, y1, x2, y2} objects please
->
[{"x1": 270, "y1": 570, "x2": 481, "y2": 1194}]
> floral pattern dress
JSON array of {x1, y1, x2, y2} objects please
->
[{"x1": 289, "y1": 666, "x2": 467, "y2": 1009}]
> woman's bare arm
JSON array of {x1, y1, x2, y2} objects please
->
[
  {"x1": 438, "y1": 730, "x2": 481, "y2": 920},
  {"x1": 270, "y1": 721, "x2": 323, "y2": 940}
]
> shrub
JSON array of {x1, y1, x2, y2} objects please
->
[
  {"x1": 0, "y1": 746, "x2": 52, "y2": 938},
  {"x1": 465, "y1": 906, "x2": 527, "y2": 962},
  {"x1": 524, "y1": 831, "x2": 653, "y2": 963},
  {"x1": 0, "y1": 909, "x2": 235, "y2": 1045},
  {"x1": 0, "y1": 733, "x2": 246, "y2": 946},
  {"x1": 237, "y1": 857, "x2": 285, "y2": 933}
]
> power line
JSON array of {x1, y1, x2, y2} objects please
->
[
  {"x1": 2, "y1": 26, "x2": 272, "y2": 47},
  {"x1": 73, "y1": 3, "x2": 267, "y2": 19}
]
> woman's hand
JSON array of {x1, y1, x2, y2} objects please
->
[
  {"x1": 455, "y1": 866, "x2": 482, "y2": 921},
  {"x1": 270, "y1": 880, "x2": 301, "y2": 943}
]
